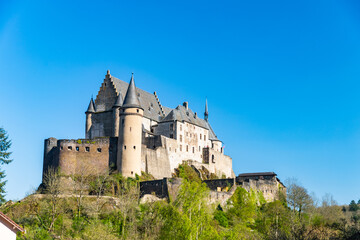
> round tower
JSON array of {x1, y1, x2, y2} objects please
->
[
  {"x1": 112, "y1": 93, "x2": 123, "y2": 137},
  {"x1": 118, "y1": 73, "x2": 144, "y2": 177},
  {"x1": 85, "y1": 97, "x2": 95, "y2": 139}
]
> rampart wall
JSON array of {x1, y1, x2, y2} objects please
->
[{"x1": 43, "y1": 137, "x2": 117, "y2": 181}]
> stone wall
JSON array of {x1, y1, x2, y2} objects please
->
[
  {"x1": 43, "y1": 137, "x2": 117, "y2": 181},
  {"x1": 239, "y1": 178, "x2": 286, "y2": 202}
]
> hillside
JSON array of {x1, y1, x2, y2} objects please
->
[{"x1": 2, "y1": 165, "x2": 360, "y2": 239}]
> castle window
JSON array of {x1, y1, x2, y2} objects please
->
[
  {"x1": 137, "y1": 109, "x2": 139, "y2": 113},
  {"x1": 130, "y1": 127, "x2": 132, "y2": 132},
  {"x1": 212, "y1": 154, "x2": 215, "y2": 163},
  {"x1": 204, "y1": 135, "x2": 206, "y2": 141},
  {"x1": 170, "y1": 123, "x2": 173, "y2": 130},
  {"x1": 151, "y1": 128, "x2": 154, "y2": 133},
  {"x1": 124, "y1": 145, "x2": 126, "y2": 150},
  {"x1": 76, "y1": 147, "x2": 79, "y2": 151},
  {"x1": 97, "y1": 148, "x2": 101, "y2": 152},
  {"x1": 151, "y1": 103, "x2": 153, "y2": 107},
  {"x1": 170, "y1": 134, "x2": 173, "y2": 138},
  {"x1": 192, "y1": 147, "x2": 194, "y2": 153},
  {"x1": 85, "y1": 147, "x2": 90, "y2": 152},
  {"x1": 186, "y1": 145, "x2": 188, "y2": 152},
  {"x1": 131, "y1": 171, "x2": 133, "y2": 175},
  {"x1": 199, "y1": 146, "x2": 201, "y2": 151},
  {"x1": 180, "y1": 135, "x2": 182, "y2": 142},
  {"x1": 133, "y1": 146, "x2": 136, "y2": 149},
  {"x1": 180, "y1": 124, "x2": 182, "y2": 131},
  {"x1": 68, "y1": 146, "x2": 72, "y2": 150},
  {"x1": 200, "y1": 134, "x2": 202, "y2": 140},
  {"x1": 212, "y1": 143, "x2": 214, "y2": 149},
  {"x1": 180, "y1": 145, "x2": 182, "y2": 151}
]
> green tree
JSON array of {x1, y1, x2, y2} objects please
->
[
  {"x1": 349, "y1": 200, "x2": 359, "y2": 212},
  {"x1": 0, "y1": 127, "x2": 13, "y2": 204}
]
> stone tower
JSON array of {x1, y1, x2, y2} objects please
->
[
  {"x1": 85, "y1": 97, "x2": 95, "y2": 139},
  {"x1": 112, "y1": 93, "x2": 123, "y2": 137},
  {"x1": 117, "y1": 73, "x2": 144, "y2": 177}
]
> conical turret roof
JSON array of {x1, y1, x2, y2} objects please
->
[
  {"x1": 86, "y1": 98, "x2": 96, "y2": 113},
  {"x1": 113, "y1": 93, "x2": 123, "y2": 107},
  {"x1": 204, "y1": 98, "x2": 208, "y2": 121},
  {"x1": 122, "y1": 73, "x2": 142, "y2": 109}
]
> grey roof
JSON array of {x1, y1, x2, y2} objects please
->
[
  {"x1": 113, "y1": 92, "x2": 123, "y2": 107},
  {"x1": 204, "y1": 99, "x2": 208, "y2": 119},
  {"x1": 122, "y1": 74, "x2": 142, "y2": 109},
  {"x1": 86, "y1": 98, "x2": 95, "y2": 113},
  {"x1": 110, "y1": 76, "x2": 165, "y2": 121},
  {"x1": 238, "y1": 172, "x2": 277, "y2": 177},
  {"x1": 104, "y1": 74, "x2": 219, "y2": 141},
  {"x1": 161, "y1": 105, "x2": 219, "y2": 140}
]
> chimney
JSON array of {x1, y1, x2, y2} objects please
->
[{"x1": 183, "y1": 102, "x2": 188, "y2": 110}]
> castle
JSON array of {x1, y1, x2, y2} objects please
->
[{"x1": 43, "y1": 70, "x2": 234, "y2": 180}]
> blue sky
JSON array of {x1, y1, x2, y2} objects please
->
[{"x1": 1, "y1": 0, "x2": 360, "y2": 204}]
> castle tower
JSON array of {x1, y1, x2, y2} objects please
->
[
  {"x1": 204, "y1": 98, "x2": 209, "y2": 121},
  {"x1": 117, "y1": 73, "x2": 144, "y2": 177},
  {"x1": 112, "y1": 93, "x2": 123, "y2": 137},
  {"x1": 85, "y1": 97, "x2": 95, "y2": 139}
]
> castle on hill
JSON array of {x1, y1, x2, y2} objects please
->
[{"x1": 43, "y1": 70, "x2": 234, "y2": 180}]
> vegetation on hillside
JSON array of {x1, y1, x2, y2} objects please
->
[
  {"x1": 1, "y1": 164, "x2": 360, "y2": 239},
  {"x1": 0, "y1": 127, "x2": 13, "y2": 204}
]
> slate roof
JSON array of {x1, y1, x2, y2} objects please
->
[
  {"x1": 108, "y1": 75, "x2": 219, "y2": 141},
  {"x1": 110, "y1": 76, "x2": 165, "y2": 121},
  {"x1": 161, "y1": 105, "x2": 219, "y2": 140},
  {"x1": 238, "y1": 172, "x2": 277, "y2": 177},
  {"x1": 86, "y1": 98, "x2": 95, "y2": 113},
  {"x1": 122, "y1": 74, "x2": 142, "y2": 109},
  {"x1": 113, "y1": 93, "x2": 123, "y2": 107}
]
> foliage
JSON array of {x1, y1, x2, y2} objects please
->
[
  {"x1": 349, "y1": 200, "x2": 359, "y2": 212},
  {"x1": 2, "y1": 173, "x2": 360, "y2": 239},
  {"x1": 0, "y1": 127, "x2": 13, "y2": 204}
]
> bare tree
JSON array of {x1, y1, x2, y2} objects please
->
[
  {"x1": 286, "y1": 178, "x2": 313, "y2": 218},
  {"x1": 71, "y1": 163, "x2": 92, "y2": 217},
  {"x1": 42, "y1": 167, "x2": 63, "y2": 232},
  {"x1": 90, "y1": 169, "x2": 111, "y2": 217}
]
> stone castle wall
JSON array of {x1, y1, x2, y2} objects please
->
[{"x1": 43, "y1": 137, "x2": 117, "y2": 180}]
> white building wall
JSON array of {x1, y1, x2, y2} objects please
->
[{"x1": 0, "y1": 220, "x2": 17, "y2": 240}]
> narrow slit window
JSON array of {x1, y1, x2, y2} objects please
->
[{"x1": 85, "y1": 147, "x2": 90, "y2": 152}]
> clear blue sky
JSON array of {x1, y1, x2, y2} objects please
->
[{"x1": 1, "y1": 0, "x2": 360, "y2": 205}]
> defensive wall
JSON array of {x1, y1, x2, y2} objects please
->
[
  {"x1": 140, "y1": 175, "x2": 286, "y2": 205},
  {"x1": 43, "y1": 137, "x2": 118, "y2": 180}
]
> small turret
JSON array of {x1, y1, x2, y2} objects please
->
[
  {"x1": 122, "y1": 73, "x2": 141, "y2": 109},
  {"x1": 204, "y1": 98, "x2": 209, "y2": 121},
  {"x1": 85, "y1": 97, "x2": 96, "y2": 139},
  {"x1": 112, "y1": 93, "x2": 123, "y2": 137},
  {"x1": 118, "y1": 73, "x2": 144, "y2": 177}
]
